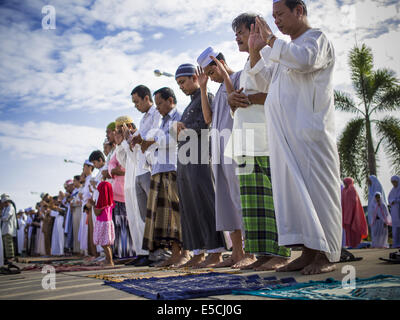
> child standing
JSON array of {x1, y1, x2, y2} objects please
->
[{"x1": 93, "y1": 181, "x2": 115, "y2": 267}]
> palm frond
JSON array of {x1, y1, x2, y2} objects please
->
[
  {"x1": 373, "y1": 85, "x2": 400, "y2": 113},
  {"x1": 334, "y1": 90, "x2": 362, "y2": 114},
  {"x1": 375, "y1": 116, "x2": 400, "y2": 173},
  {"x1": 338, "y1": 117, "x2": 366, "y2": 185},
  {"x1": 349, "y1": 44, "x2": 373, "y2": 102}
]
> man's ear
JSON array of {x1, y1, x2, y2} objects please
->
[
  {"x1": 192, "y1": 74, "x2": 199, "y2": 82},
  {"x1": 296, "y1": 4, "x2": 304, "y2": 17}
]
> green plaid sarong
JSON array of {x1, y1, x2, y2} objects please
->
[{"x1": 238, "y1": 156, "x2": 290, "y2": 257}]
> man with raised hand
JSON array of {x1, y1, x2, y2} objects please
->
[{"x1": 248, "y1": 0, "x2": 342, "y2": 274}]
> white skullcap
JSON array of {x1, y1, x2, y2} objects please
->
[
  {"x1": 197, "y1": 47, "x2": 220, "y2": 69},
  {"x1": 84, "y1": 160, "x2": 94, "y2": 167}
]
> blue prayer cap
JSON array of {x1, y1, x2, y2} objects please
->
[{"x1": 175, "y1": 64, "x2": 196, "y2": 80}]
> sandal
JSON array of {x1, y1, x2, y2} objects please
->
[
  {"x1": 339, "y1": 248, "x2": 363, "y2": 263},
  {"x1": 0, "y1": 263, "x2": 21, "y2": 275}
]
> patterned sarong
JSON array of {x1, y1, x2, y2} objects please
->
[
  {"x1": 238, "y1": 156, "x2": 290, "y2": 257},
  {"x1": 2, "y1": 234, "x2": 15, "y2": 259},
  {"x1": 112, "y1": 201, "x2": 135, "y2": 258},
  {"x1": 142, "y1": 171, "x2": 182, "y2": 251}
]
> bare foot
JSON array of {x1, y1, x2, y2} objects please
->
[
  {"x1": 102, "y1": 262, "x2": 115, "y2": 268},
  {"x1": 193, "y1": 253, "x2": 223, "y2": 269},
  {"x1": 301, "y1": 252, "x2": 336, "y2": 275},
  {"x1": 276, "y1": 247, "x2": 316, "y2": 272},
  {"x1": 214, "y1": 257, "x2": 236, "y2": 268},
  {"x1": 180, "y1": 254, "x2": 206, "y2": 268},
  {"x1": 231, "y1": 254, "x2": 257, "y2": 269},
  {"x1": 170, "y1": 253, "x2": 192, "y2": 268},
  {"x1": 239, "y1": 255, "x2": 271, "y2": 270},
  {"x1": 255, "y1": 257, "x2": 290, "y2": 271},
  {"x1": 156, "y1": 254, "x2": 182, "y2": 268}
]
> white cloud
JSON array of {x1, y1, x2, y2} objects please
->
[
  {"x1": 0, "y1": 121, "x2": 105, "y2": 161},
  {"x1": 152, "y1": 32, "x2": 164, "y2": 40}
]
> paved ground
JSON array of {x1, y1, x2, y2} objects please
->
[{"x1": 0, "y1": 248, "x2": 399, "y2": 300}]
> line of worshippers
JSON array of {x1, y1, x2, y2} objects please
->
[{"x1": 2, "y1": 3, "x2": 371, "y2": 274}]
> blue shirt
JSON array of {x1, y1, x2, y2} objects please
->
[{"x1": 151, "y1": 108, "x2": 182, "y2": 175}]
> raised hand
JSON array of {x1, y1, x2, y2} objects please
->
[
  {"x1": 210, "y1": 56, "x2": 229, "y2": 79},
  {"x1": 249, "y1": 22, "x2": 267, "y2": 53},
  {"x1": 256, "y1": 16, "x2": 273, "y2": 44},
  {"x1": 196, "y1": 66, "x2": 208, "y2": 89}
]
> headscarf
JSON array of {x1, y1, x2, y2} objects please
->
[
  {"x1": 341, "y1": 177, "x2": 368, "y2": 247},
  {"x1": 388, "y1": 175, "x2": 400, "y2": 206},
  {"x1": 368, "y1": 175, "x2": 387, "y2": 205},
  {"x1": 96, "y1": 181, "x2": 114, "y2": 210},
  {"x1": 371, "y1": 191, "x2": 392, "y2": 226}
]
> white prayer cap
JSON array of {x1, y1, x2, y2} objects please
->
[
  {"x1": 84, "y1": 160, "x2": 94, "y2": 167},
  {"x1": 197, "y1": 47, "x2": 220, "y2": 69},
  {"x1": 18, "y1": 209, "x2": 24, "y2": 214}
]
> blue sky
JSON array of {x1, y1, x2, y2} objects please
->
[{"x1": 0, "y1": 0, "x2": 399, "y2": 209}]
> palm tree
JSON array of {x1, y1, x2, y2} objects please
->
[{"x1": 335, "y1": 44, "x2": 400, "y2": 194}]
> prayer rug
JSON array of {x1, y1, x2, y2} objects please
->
[
  {"x1": 233, "y1": 275, "x2": 400, "y2": 300},
  {"x1": 103, "y1": 273, "x2": 297, "y2": 300},
  {"x1": 87, "y1": 268, "x2": 232, "y2": 283},
  {"x1": 21, "y1": 263, "x2": 123, "y2": 273},
  {"x1": 16, "y1": 256, "x2": 82, "y2": 264}
]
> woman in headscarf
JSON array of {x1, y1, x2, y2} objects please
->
[
  {"x1": 388, "y1": 175, "x2": 400, "y2": 248},
  {"x1": 370, "y1": 192, "x2": 391, "y2": 248},
  {"x1": 341, "y1": 178, "x2": 368, "y2": 248},
  {"x1": 367, "y1": 175, "x2": 387, "y2": 215}
]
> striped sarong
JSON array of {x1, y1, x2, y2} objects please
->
[
  {"x1": 142, "y1": 171, "x2": 182, "y2": 251},
  {"x1": 238, "y1": 156, "x2": 290, "y2": 257}
]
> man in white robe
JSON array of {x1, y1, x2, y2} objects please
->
[
  {"x1": 115, "y1": 116, "x2": 149, "y2": 259},
  {"x1": 247, "y1": 0, "x2": 342, "y2": 274},
  {"x1": 50, "y1": 196, "x2": 66, "y2": 256},
  {"x1": 17, "y1": 209, "x2": 27, "y2": 255},
  {"x1": 78, "y1": 161, "x2": 94, "y2": 255}
]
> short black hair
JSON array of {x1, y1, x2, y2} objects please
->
[
  {"x1": 153, "y1": 87, "x2": 177, "y2": 105},
  {"x1": 73, "y1": 175, "x2": 81, "y2": 182},
  {"x1": 131, "y1": 85, "x2": 153, "y2": 103},
  {"x1": 89, "y1": 150, "x2": 105, "y2": 163},
  {"x1": 232, "y1": 13, "x2": 258, "y2": 32},
  {"x1": 284, "y1": 0, "x2": 308, "y2": 16},
  {"x1": 207, "y1": 52, "x2": 226, "y2": 67}
]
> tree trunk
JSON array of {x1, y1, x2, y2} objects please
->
[{"x1": 365, "y1": 117, "x2": 376, "y2": 176}]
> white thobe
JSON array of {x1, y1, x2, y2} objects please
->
[
  {"x1": 256, "y1": 28, "x2": 342, "y2": 262},
  {"x1": 17, "y1": 216, "x2": 27, "y2": 254},
  {"x1": 50, "y1": 210, "x2": 64, "y2": 256},
  {"x1": 1, "y1": 205, "x2": 17, "y2": 237},
  {"x1": 116, "y1": 141, "x2": 148, "y2": 255},
  {"x1": 78, "y1": 175, "x2": 91, "y2": 251}
]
